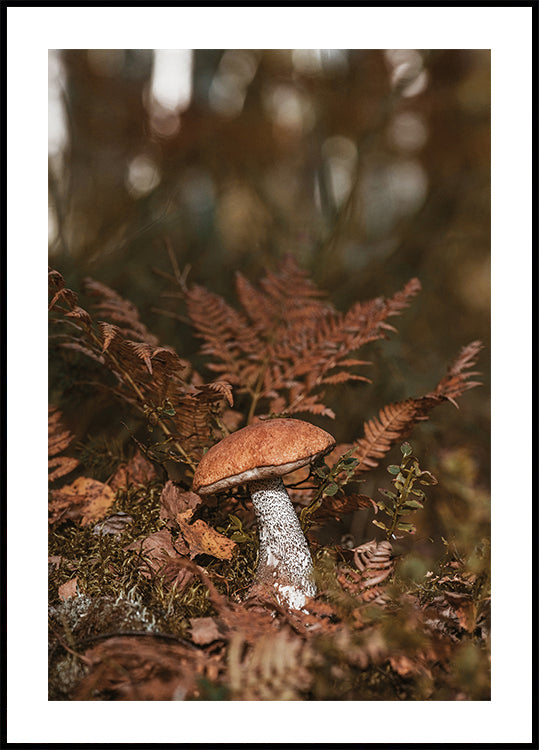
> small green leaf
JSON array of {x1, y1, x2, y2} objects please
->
[
  {"x1": 375, "y1": 500, "x2": 387, "y2": 511},
  {"x1": 323, "y1": 482, "x2": 339, "y2": 496},
  {"x1": 231, "y1": 531, "x2": 250, "y2": 542},
  {"x1": 419, "y1": 470, "x2": 438, "y2": 485},
  {"x1": 229, "y1": 514, "x2": 242, "y2": 528},
  {"x1": 378, "y1": 488, "x2": 396, "y2": 500},
  {"x1": 402, "y1": 499, "x2": 423, "y2": 510},
  {"x1": 372, "y1": 519, "x2": 389, "y2": 531},
  {"x1": 387, "y1": 465, "x2": 400, "y2": 475},
  {"x1": 396, "y1": 521, "x2": 416, "y2": 533},
  {"x1": 341, "y1": 456, "x2": 359, "y2": 467},
  {"x1": 401, "y1": 442, "x2": 412, "y2": 457}
]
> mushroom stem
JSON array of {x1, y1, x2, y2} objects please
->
[{"x1": 249, "y1": 476, "x2": 316, "y2": 610}]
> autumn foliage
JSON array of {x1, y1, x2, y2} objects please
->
[{"x1": 48, "y1": 257, "x2": 489, "y2": 701}]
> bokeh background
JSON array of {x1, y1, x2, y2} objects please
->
[{"x1": 48, "y1": 49, "x2": 490, "y2": 562}]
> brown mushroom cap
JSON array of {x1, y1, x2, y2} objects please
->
[{"x1": 192, "y1": 418, "x2": 336, "y2": 495}]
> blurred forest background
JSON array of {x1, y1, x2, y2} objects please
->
[{"x1": 48, "y1": 49, "x2": 490, "y2": 560}]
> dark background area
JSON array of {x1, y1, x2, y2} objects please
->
[{"x1": 49, "y1": 49, "x2": 490, "y2": 561}]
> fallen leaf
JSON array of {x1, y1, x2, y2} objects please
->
[
  {"x1": 78, "y1": 479, "x2": 116, "y2": 525},
  {"x1": 451, "y1": 600, "x2": 476, "y2": 633},
  {"x1": 160, "y1": 481, "x2": 201, "y2": 524},
  {"x1": 93, "y1": 512, "x2": 133, "y2": 537},
  {"x1": 177, "y1": 510, "x2": 237, "y2": 560},
  {"x1": 161, "y1": 562, "x2": 194, "y2": 591},
  {"x1": 110, "y1": 450, "x2": 158, "y2": 490},
  {"x1": 49, "y1": 476, "x2": 115, "y2": 525},
  {"x1": 58, "y1": 577, "x2": 78, "y2": 600},
  {"x1": 189, "y1": 617, "x2": 223, "y2": 646},
  {"x1": 125, "y1": 529, "x2": 185, "y2": 574}
]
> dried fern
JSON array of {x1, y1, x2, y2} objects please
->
[
  {"x1": 351, "y1": 341, "x2": 484, "y2": 475},
  {"x1": 184, "y1": 255, "x2": 421, "y2": 421},
  {"x1": 227, "y1": 629, "x2": 312, "y2": 700},
  {"x1": 49, "y1": 269, "x2": 232, "y2": 469},
  {"x1": 48, "y1": 405, "x2": 80, "y2": 482}
]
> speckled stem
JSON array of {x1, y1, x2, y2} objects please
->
[{"x1": 249, "y1": 476, "x2": 316, "y2": 610}]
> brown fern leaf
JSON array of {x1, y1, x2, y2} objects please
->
[
  {"x1": 98, "y1": 322, "x2": 121, "y2": 353},
  {"x1": 48, "y1": 405, "x2": 80, "y2": 482},
  {"x1": 171, "y1": 385, "x2": 232, "y2": 455},
  {"x1": 227, "y1": 629, "x2": 313, "y2": 700},
  {"x1": 259, "y1": 254, "x2": 329, "y2": 325},
  {"x1": 352, "y1": 341, "x2": 483, "y2": 473},
  {"x1": 48, "y1": 286, "x2": 79, "y2": 313},
  {"x1": 353, "y1": 540, "x2": 394, "y2": 588},
  {"x1": 50, "y1": 269, "x2": 230, "y2": 467},
  {"x1": 234, "y1": 272, "x2": 275, "y2": 333},
  {"x1": 334, "y1": 541, "x2": 393, "y2": 606},
  {"x1": 48, "y1": 267, "x2": 65, "y2": 292},
  {"x1": 186, "y1": 284, "x2": 260, "y2": 387},
  {"x1": 83, "y1": 277, "x2": 159, "y2": 345},
  {"x1": 186, "y1": 257, "x2": 419, "y2": 421},
  {"x1": 353, "y1": 399, "x2": 429, "y2": 472},
  {"x1": 383, "y1": 277, "x2": 423, "y2": 319},
  {"x1": 203, "y1": 380, "x2": 234, "y2": 407},
  {"x1": 64, "y1": 305, "x2": 93, "y2": 328},
  {"x1": 264, "y1": 278, "x2": 420, "y2": 417},
  {"x1": 427, "y1": 340, "x2": 484, "y2": 407},
  {"x1": 128, "y1": 341, "x2": 155, "y2": 375},
  {"x1": 52, "y1": 337, "x2": 106, "y2": 365},
  {"x1": 339, "y1": 278, "x2": 421, "y2": 345}
]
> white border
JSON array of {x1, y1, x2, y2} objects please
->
[{"x1": 6, "y1": 5, "x2": 533, "y2": 745}]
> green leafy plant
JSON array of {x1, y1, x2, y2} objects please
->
[
  {"x1": 300, "y1": 448, "x2": 360, "y2": 529},
  {"x1": 373, "y1": 442, "x2": 438, "y2": 540}
]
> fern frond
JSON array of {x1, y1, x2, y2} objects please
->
[
  {"x1": 186, "y1": 284, "x2": 260, "y2": 387},
  {"x1": 353, "y1": 400, "x2": 429, "y2": 472},
  {"x1": 48, "y1": 405, "x2": 80, "y2": 482},
  {"x1": 83, "y1": 277, "x2": 159, "y2": 345},
  {"x1": 428, "y1": 340, "x2": 484, "y2": 407},
  {"x1": 353, "y1": 540, "x2": 394, "y2": 588},
  {"x1": 351, "y1": 341, "x2": 483, "y2": 473},
  {"x1": 185, "y1": 257, "x2": 419, "y2": 421},
  {"x1": 49, "y1": 269, "x2": 233, "y2": 468}
]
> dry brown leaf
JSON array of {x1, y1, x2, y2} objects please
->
[
  {"x1": 189, "y1": 617, "x2": 224, "y2": 646},
  {"x1": 176, "y1": 510, "x2": 237, "y2": 560},
  {"x1": 93, "y1": 512, "x2": 133, "y2": 537},
  {"x1": 161, "y1": 562, "x2": 194, "y2": 591},
  {"x1": 125, "y1": 529, "x2": 184, "y2": 573},
  {"x1": 58, "y1": 577, "x2": 78, "y2": 600},
  {"x1": 109, "y1": 450, "x2": 158, "y2": 489},
  {"x1": 49, "y1": 477, "x2": 115, "y2": 525},
  {"x1": 443, "y1": 591, "x2": 477, "y2": 633},
  {"x1": 48, "y1": 405, "x2": 80, "y2": 482},
  {"x1": 78, "y1": 479, "x2": 116, "y2": 525},
  {"x1": 159, "y1": 482, "x2": 201, "y2": 524}
]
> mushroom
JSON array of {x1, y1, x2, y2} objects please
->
[{"x1": 192, "y1": 418, "x2": 336, "y2": 610}]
